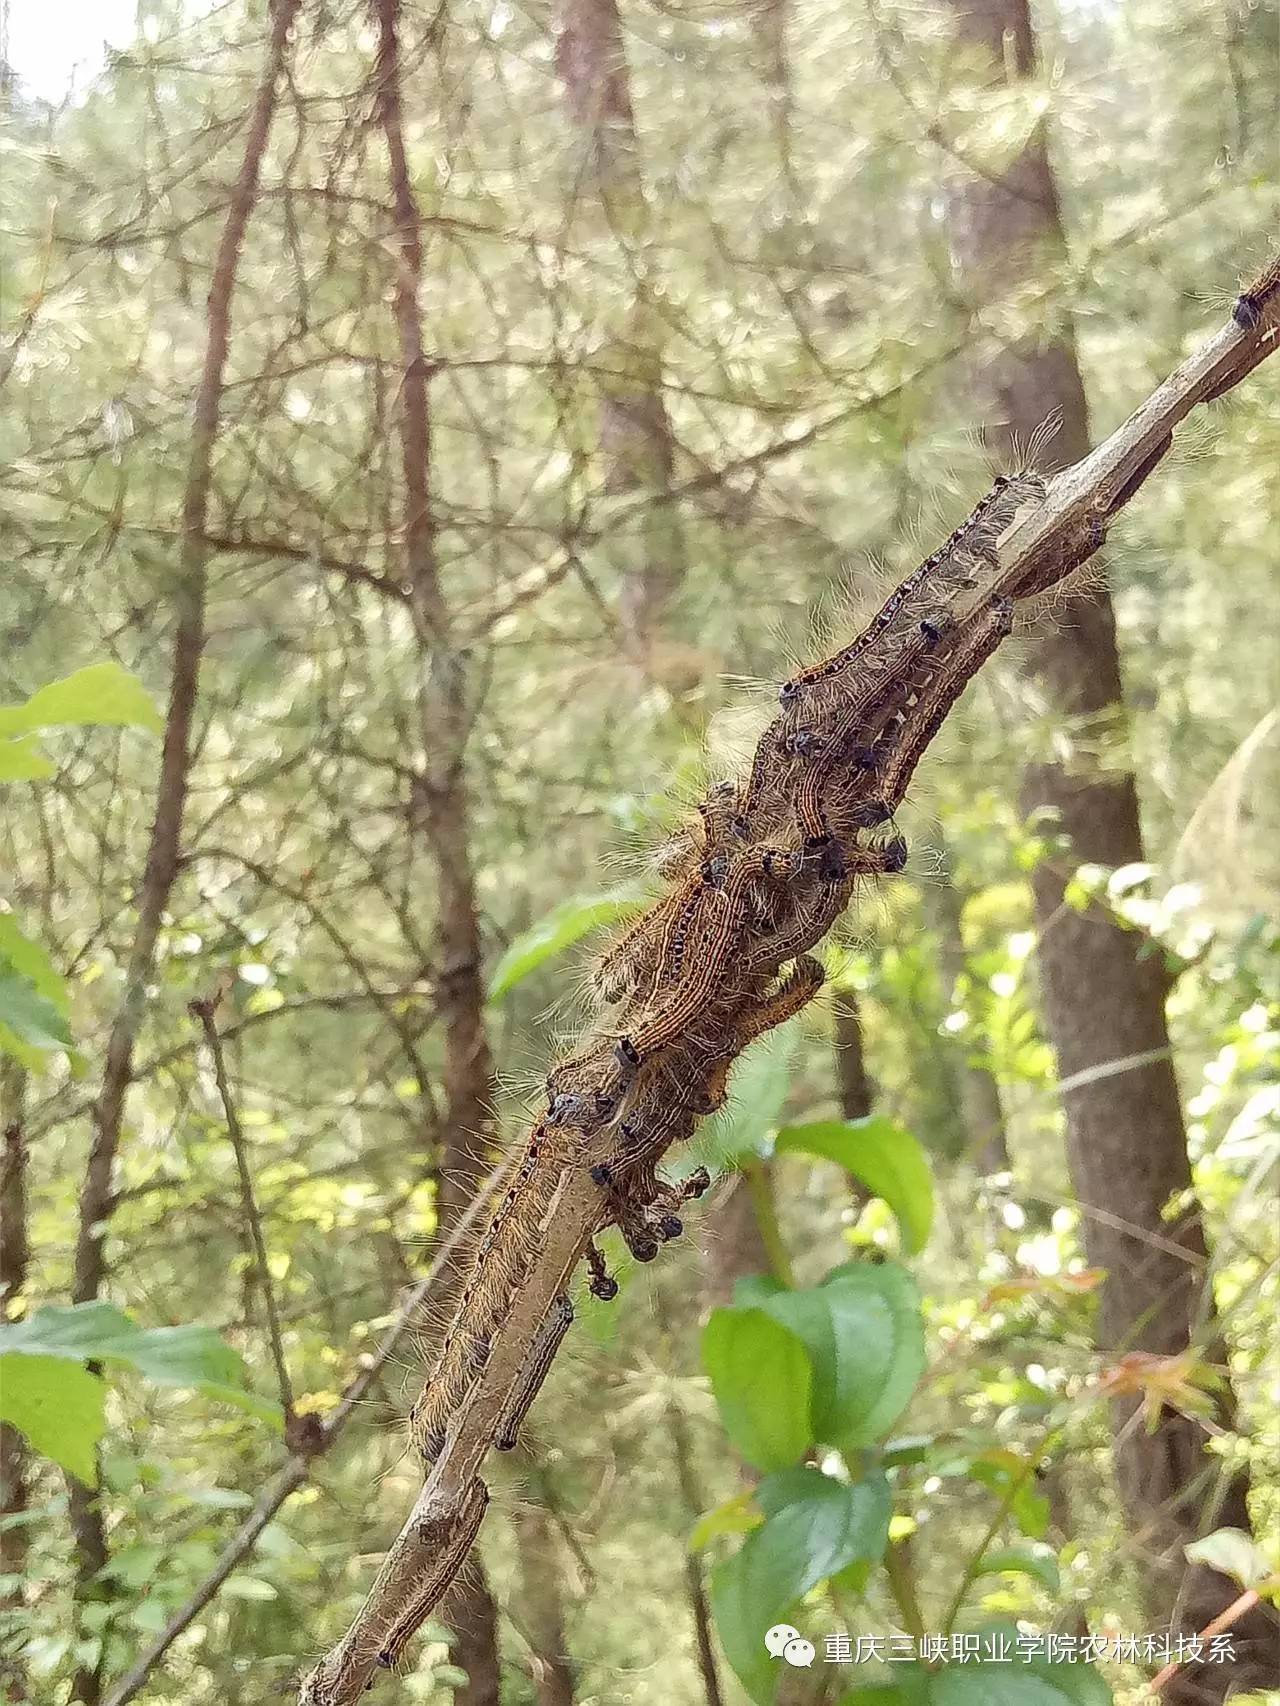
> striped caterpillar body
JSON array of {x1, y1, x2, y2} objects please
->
[
  {"x1": 735, "y1": 462, "x2": 1044, "y2": 829},
  {"x1": 374, "y1": 1478, "x2": 490, "y2": 1671},
  {"x1": 869, "y1": 596, "x2": 1015, "y2": 808},
  {"x1": 616, "y1": 846, "x2": 804, "y2": 1066},
  {"x1": 494, "y1": 1294, "x2": 574, "y2": 1452},
  {"x1": 792, "y1": 604, "x2": 989, "y2": 850},
  {"x1": 412, "y1": 1138, "x2": 561, "y2": 1460},
  {"x1": 777, "y1": 468, "x2": 1042, "y2": 706}
]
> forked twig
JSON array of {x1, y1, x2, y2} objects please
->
[
  {"x1": 300, "y1": 264, "x2": 1280, "y2": 1705},
  {"x1": 99, "y1": 1165, "x2": 504, "y2": 1706}
]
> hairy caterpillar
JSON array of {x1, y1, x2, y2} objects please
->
[
  {"x1": 412, "y1": 1131, "x2": 562, "y2": 1460},
  {"x1": 870, "y1": 596, "x2": 1015, "y2": 808},
  {"x1": 615, "y1": 847, "x2": 804, "y2": 1067},
  {"x1": 585, "y1": 1238, "x2": 619, "y2": 1301},
  {"x1": 494, "y1": 1293, "x2": 574, "y2": 1452},
  {"x1": 777, "y1": 467, "x2": 1043, "y2": 708},
  {"x1": 375, "y1": 1479, "x2": 490, "y2": 1670},
  {"x1": 792, "y1": 602, "x2": 992, "y2": 851}
]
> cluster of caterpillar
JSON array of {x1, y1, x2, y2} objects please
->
[{"x1": 408, "y1": 454, "x2": 1047, "y2": 1476}]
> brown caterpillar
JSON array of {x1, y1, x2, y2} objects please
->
[
  {"x1": 411, "y1": 1138, "x2": 561, "y2": 1460},
  {"x1": 545, "y1": 1035, "x2": 634, "y2": 1133},
  {"x1": 585, "y1": 1239, "x2": 619, "y2": 1301},
  {"x1": 792, "y1": 606, "x2": 984, "y2": 850},
  {"x1": 494, "y1": 1293, "x2": 574, "y2": 1452},
  {"x1": 870, "y1": 596, "x2": 1016, "y2": 808},
  {"x1": 616, "y1": 847, "x2": 803, "y2": 1067},
  {"x1": 590, "y1": 850, "x2": 726, "y2": 1013},
  {"x1": 777, "y1": 467, "x2": 1043, "y2": 707},
  {"x1": 374, "y1": 1478, "x2": 490, "y2": 1671}
]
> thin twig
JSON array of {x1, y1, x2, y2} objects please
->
[
  {"x1": 192, "y1": 995, "x2": 295, "y2": 1422},
  {"x1": 98, "y1": 1163, "x2": 503, "y2": 1706}
]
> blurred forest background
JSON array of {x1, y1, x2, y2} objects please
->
[{"x1": 0, "y1": 0, "x2": 1278, "y2": 1703}]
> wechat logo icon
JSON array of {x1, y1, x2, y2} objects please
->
[{"x1": 764, "y1": 1624, "x2": 816, "y2": 1668}]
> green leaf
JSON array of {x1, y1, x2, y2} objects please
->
[
  {"x1": 758, "y1": 1264, "x2": 925, "y2": 1449},
  {"x1": 973, "y1": 1544, "x2": 1061, "y2": 1594},
  {"x1": 775, "y1": 1117, "x2": 934, "y2": 1253},
  {"x1": 487, "y1": 880, "x2": 650, "y2": 1001},
  {"x1": 839, "y1": 1646, "x2": 1110, "y2": 1706},
  {"x1": 0, "y1": 1303, "x2": 282, "y2": 1430},
  {"x1": 0, "y1": 971, "x2": 73, "y2": 1055},
  {"x1": 0, "y1": 914, "x2": 73, "y2": 1069},
  {"x1": 711, "y1": 1467, "x2": 891, "y2": 1703},
  {"x1": 220, "y1": 1576, "x2": 278, "y2": 1601},
  {"x1": 0, "y1": 662, "x2": 162, "y2": 737},
  {"x1": 1185, "y1": 1527, "x2": 1274, "y2": 1590},
  {"x1": 0, "y1": 736, "x2": 55, "y2": 782},
  {"x1": 0, "y1": 1354, "x2": 105, "y2": 1483},
  {"x1": 702, "y1": 1307, "x2": 812, "y2": 1472},
  {"x1": 930, "y1": 1663, "x2": 1109, "y2": 1706}
]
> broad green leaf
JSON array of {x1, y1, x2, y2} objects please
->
[
  {"x1": 487, "y1": 880, "x2": 650, "y2": 1001},
  {"x1": 0, "y1": 736, "x2": 54, "y2": 782},
  {"x1": 0, "y1": 1302, "x2": 282, "y2": 1430},
  {"x1": 0, "y1": 1353, "x2": 105, "y2": 1483},
  {"x1": 973, "y1": 1544, "x2": 1061, "y2": 1594},
  {"x1": 775, "y1": 1117, "x2": 934, "y2": 1253},
  {"x1": 758, "y1": 1264, "x2": 925, "y2": 1449},
  {"x1": 0, "y1": 662, "x2": 162, "y2": 737},
  {"x1": 0, "y1": 971, "x2": 72, "y2": 1055},
  {"x1": 0, "y1": 914, "x2": 73, "y2": 1070},
  {"x1": 711, "y1": 1467, "x2": 891, "y2": 1704},
  {"x1": 1185, "y1": 1527, "x2": 1274, "y2": 1590},
  {"x1": 0, "y1": 914, "x2": 69, "y2": 1010},
  {"x1": 702, "y1": 1307, "x2": 812, "y2": 1472}
]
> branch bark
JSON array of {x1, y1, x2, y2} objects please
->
[{"x1": 299, "y1": 270, "x2": 1280, "y2": 1704}]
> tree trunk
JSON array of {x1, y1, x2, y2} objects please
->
[
  {"x1": 513, "y1": 1502, "x2": 578, "y2": 1706},
  {"x1": 833, "y1": 988, "x2": 873, "y2": 1122},
  {"x1": 554, "y1": 0, "x2": 684, "y2": 650},
  {"x1": 370, "y1": 3, "x2": 504, "y2": 1696},
  {"x1": 1, "y1": 1066, "x2": 30, "y2": 1703},
  {"x1": 925, "y1": 843, "x2": 1008, "y2": 1171},
  {"x1": 939, "y1": 1, "x2": 1279, "y2": 1694},
  {"x1": 64, "y1": 6, "x2": 302, "y2": 1694}
]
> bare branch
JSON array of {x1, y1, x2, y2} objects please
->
[
  {"x1": 98, "y1": 1164, "x2": 504, "y2": 1706},
  {"x1": 300, "y1": 272, "x2": 1279, "y2": 1705}
]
